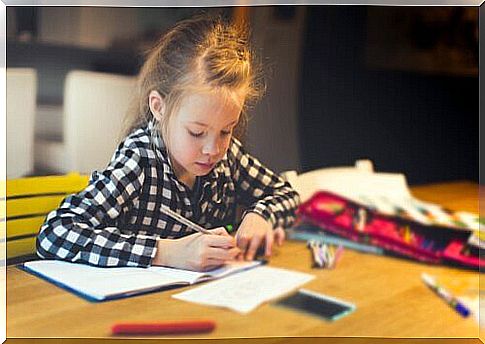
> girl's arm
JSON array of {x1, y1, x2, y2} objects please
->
[
  {"x1": 229, "y1": 138, "x2": 301, "y2": 230},
  {"x1": 36, "y1": 145, "x2": 157, "y2": 267}
]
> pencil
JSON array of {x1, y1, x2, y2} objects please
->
[{"x1": 160, "y1": 205, "x2": 212, "y2": 235}]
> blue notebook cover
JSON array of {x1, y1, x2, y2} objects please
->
[{"x1": 19, "y1": 263, "x2": 183, "y2": 302}]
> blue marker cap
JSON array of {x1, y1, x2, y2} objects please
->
[{"x1": 455, "y1": 302, "x2": 470, "y2": 317}]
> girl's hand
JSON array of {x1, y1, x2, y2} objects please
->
[
  {"x1": 235, "y1": 213, "x2": 286, "y2": 261},
  {"x1": 153, "y1": 227, "x2": 240, "y2": 271}
]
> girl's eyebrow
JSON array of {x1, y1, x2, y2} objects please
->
[
  {"x1": 188, "y1": 121, "x2": 209, "y2": 127},
  {"x1": 188, "y1": 120, "x2": 238, "y2": 128}
]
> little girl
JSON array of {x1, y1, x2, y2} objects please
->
[{"x1": 36, "y1": 14, "x2": 300, "y2": 272}]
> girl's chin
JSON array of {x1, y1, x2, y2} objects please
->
[{"x1": 191, "y1": 169, "x2": 210, "y2": 176}]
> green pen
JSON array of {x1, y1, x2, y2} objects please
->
[{"x1": 225, "y1": 224, "x2": 234, "y2": 233}]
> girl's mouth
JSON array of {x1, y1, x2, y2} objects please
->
[{"x1": 195, "y1": 162, "x2": 215, "y2": 170}]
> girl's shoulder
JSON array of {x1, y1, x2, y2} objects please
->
[
  {"x1": 227, "y1": 136, "x2": 245, "y2": 158},
  {"x1": 115, "y1": 125, "x2": 160, "y2": 163},
  {"x1": 224, "y1": 136, "x2": 252, "y2": 169}
]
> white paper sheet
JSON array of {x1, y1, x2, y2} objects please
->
[{"x1": 172, "y1": 266, "x2": 315, "y2": 314}]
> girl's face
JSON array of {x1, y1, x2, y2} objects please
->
[{"x1": 165, "y1": 91, "x2": 244, "y2": 187}]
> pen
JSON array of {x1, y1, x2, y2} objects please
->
[
  {"x1": 160, "y1": 205, "x2": 212, "y2": 234},
  {"x1": 332, "y1": 245, "x2": 344, "y2": 268},
  {"x1": 326, "y1": 244, "x2": 334, "y2": 268},
  {"x1": 321, "y1": 244, "x2": 329, "y2": 268},
  {"x1": 111, "y1": 320, "x2": 216, "y2": 335},
  {"x1": 421, "y1": 273, "x2": 470, "y2": 317}
]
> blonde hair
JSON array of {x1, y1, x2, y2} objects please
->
[{"x1": 123, "y1": 14, "x2": 263, "y2": 143}]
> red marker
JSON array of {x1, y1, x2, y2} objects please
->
[{"x1": 111, "y1": 320, "x2": 216, "y2": 335}]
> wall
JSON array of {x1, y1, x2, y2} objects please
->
[
  {"x1": 299, "y1": 7, "x2": 478, "y2": 185},
  {"x1": 245, "y1": 6, "x2": 305, "y2": 174},
  {"x1": 480, "y1": 6, "x2": 484, "y2": 187},
  {"x1": 6, "y1": 7, "x2": 211, "y2": 104}
]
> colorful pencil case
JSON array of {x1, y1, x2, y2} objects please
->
[{"x1": 296, "y1": 191, "x2": 481, "y2": 269}]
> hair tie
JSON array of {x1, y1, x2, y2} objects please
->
[{"x1": 237, "y1": 50, "x2": 243, "y2": 60}]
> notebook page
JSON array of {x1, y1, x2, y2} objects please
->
[
  {"x1": 172, "y1": 266, "x2": 314, "y2": 314},
  {"x1": 23, "y1": 260, "x2": 191, "y2": 300},
  {"x1": 147, "y1": 265, "x2": 205, "y2": 284},
  {"x1": 202, "y1": 260, "x2": 262, "y2": 279},
  {"x1": 148, "y1": 260, "x2": 262, "y2": 284}
]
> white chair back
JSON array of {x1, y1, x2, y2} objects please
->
[
  {"x1": 7, "y1": 68, "x2": 37, "y2": 178},
  {"x1": 63, "y1": 70, "x2": 136, "y2": 174}
]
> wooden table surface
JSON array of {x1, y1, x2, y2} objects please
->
[{"x1": 6, "y1": 181, "x2": 482, "y2": 340}]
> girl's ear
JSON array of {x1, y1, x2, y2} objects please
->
[{"x1": 148, "y1": 90, "x2": 166, "y2": 122}]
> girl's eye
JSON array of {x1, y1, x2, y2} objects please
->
[
  {"x1": 188, "y1": 130, "x2": 204, "y2": 138},
  {"x1": 221, "y1": 130, "x2": 232, "y2": 137}
]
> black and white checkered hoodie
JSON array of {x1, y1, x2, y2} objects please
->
[{"x1": 36, "y1": 122, "x2": 300, "y2": 267}]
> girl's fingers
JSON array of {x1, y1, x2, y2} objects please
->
[
  {"x1": 236, "y1": 234, "x2": 250, "y2": 258},
  {"x1": 275, "y1": 227, "x2": 286, "y2": 246},
  {"x1": 201, "y1": 262, "x2": 224, "y2": 271},
  {"x1": 207, "y1": 246, "x2": 240, "y2": 261},
  {"x1": 205, "y1": 233, "x2": 236, "y2": 248},
  {"x1": 199, "y1": 247, "x2": 240, "y2": 271},
  {"x1": 265, "y1": 230, "x2": 274, "y2": 257},
  {"x1": 245, "y1": 235, "x2": 263, "y2": 261},
  {"x1": 236, "y1": 250, "x2": 244, "y2": 261}
]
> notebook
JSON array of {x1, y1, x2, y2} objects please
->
[{"x1": 21, "y1": 259, "x2": 263, "y2": 302}]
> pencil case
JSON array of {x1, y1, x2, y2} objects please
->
[{"x1": 296, "y1": 191, "x2": 481, "y2": 269}]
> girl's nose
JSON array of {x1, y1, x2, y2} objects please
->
[{"x1": 202, "y1": 138, "x2": 220, "y2": 156}]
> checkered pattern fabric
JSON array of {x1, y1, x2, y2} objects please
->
[{"x1": 36, "y1": 122, "x2": 300, "y2": 267}]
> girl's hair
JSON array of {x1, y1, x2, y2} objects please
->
[{"x1": 123, "y1": 13, "x2": 264, "y2": 143}]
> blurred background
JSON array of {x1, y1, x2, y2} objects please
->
[{"x1": 6, "y1": 6, "x2": 478, "y2": 185}]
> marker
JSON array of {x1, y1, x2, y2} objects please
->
[
  {"x1": 307, "y1": 241, "x2": 323, "y2": 267},
  {"x1": 421, "y1": 273, "x2": 470, "y2": 317},
  {"x1": 317, "y1": 243, "x2": 326, "y2": 268},
  {"x1": 111, "y1": 320, "x2": 216, "y2": 335}
]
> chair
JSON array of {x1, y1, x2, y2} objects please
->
[
  {"x1": 35, "y1": 70, "x2": 137, "y2": 174},
  {"x1": 7, "y1": 68, "x2": 37, "y2": 178},
  {"x1": 3, "y1": 173, "x2": 89, "y2": 264}
]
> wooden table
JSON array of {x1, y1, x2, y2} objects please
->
[{"x1": 6, "y1": 181, "x2": 482, "y2": 341}]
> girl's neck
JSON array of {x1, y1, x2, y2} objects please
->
[
  {"x1": 178, "y1": 173, "x2": 196, "y2": 190},
  {"x1": 169, "y1": 154, "x2": 196, "y2": 189}
]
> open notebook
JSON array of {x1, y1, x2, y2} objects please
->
[{"x1": 22, "y1": 259, "x2": 263, "y2": 302}]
